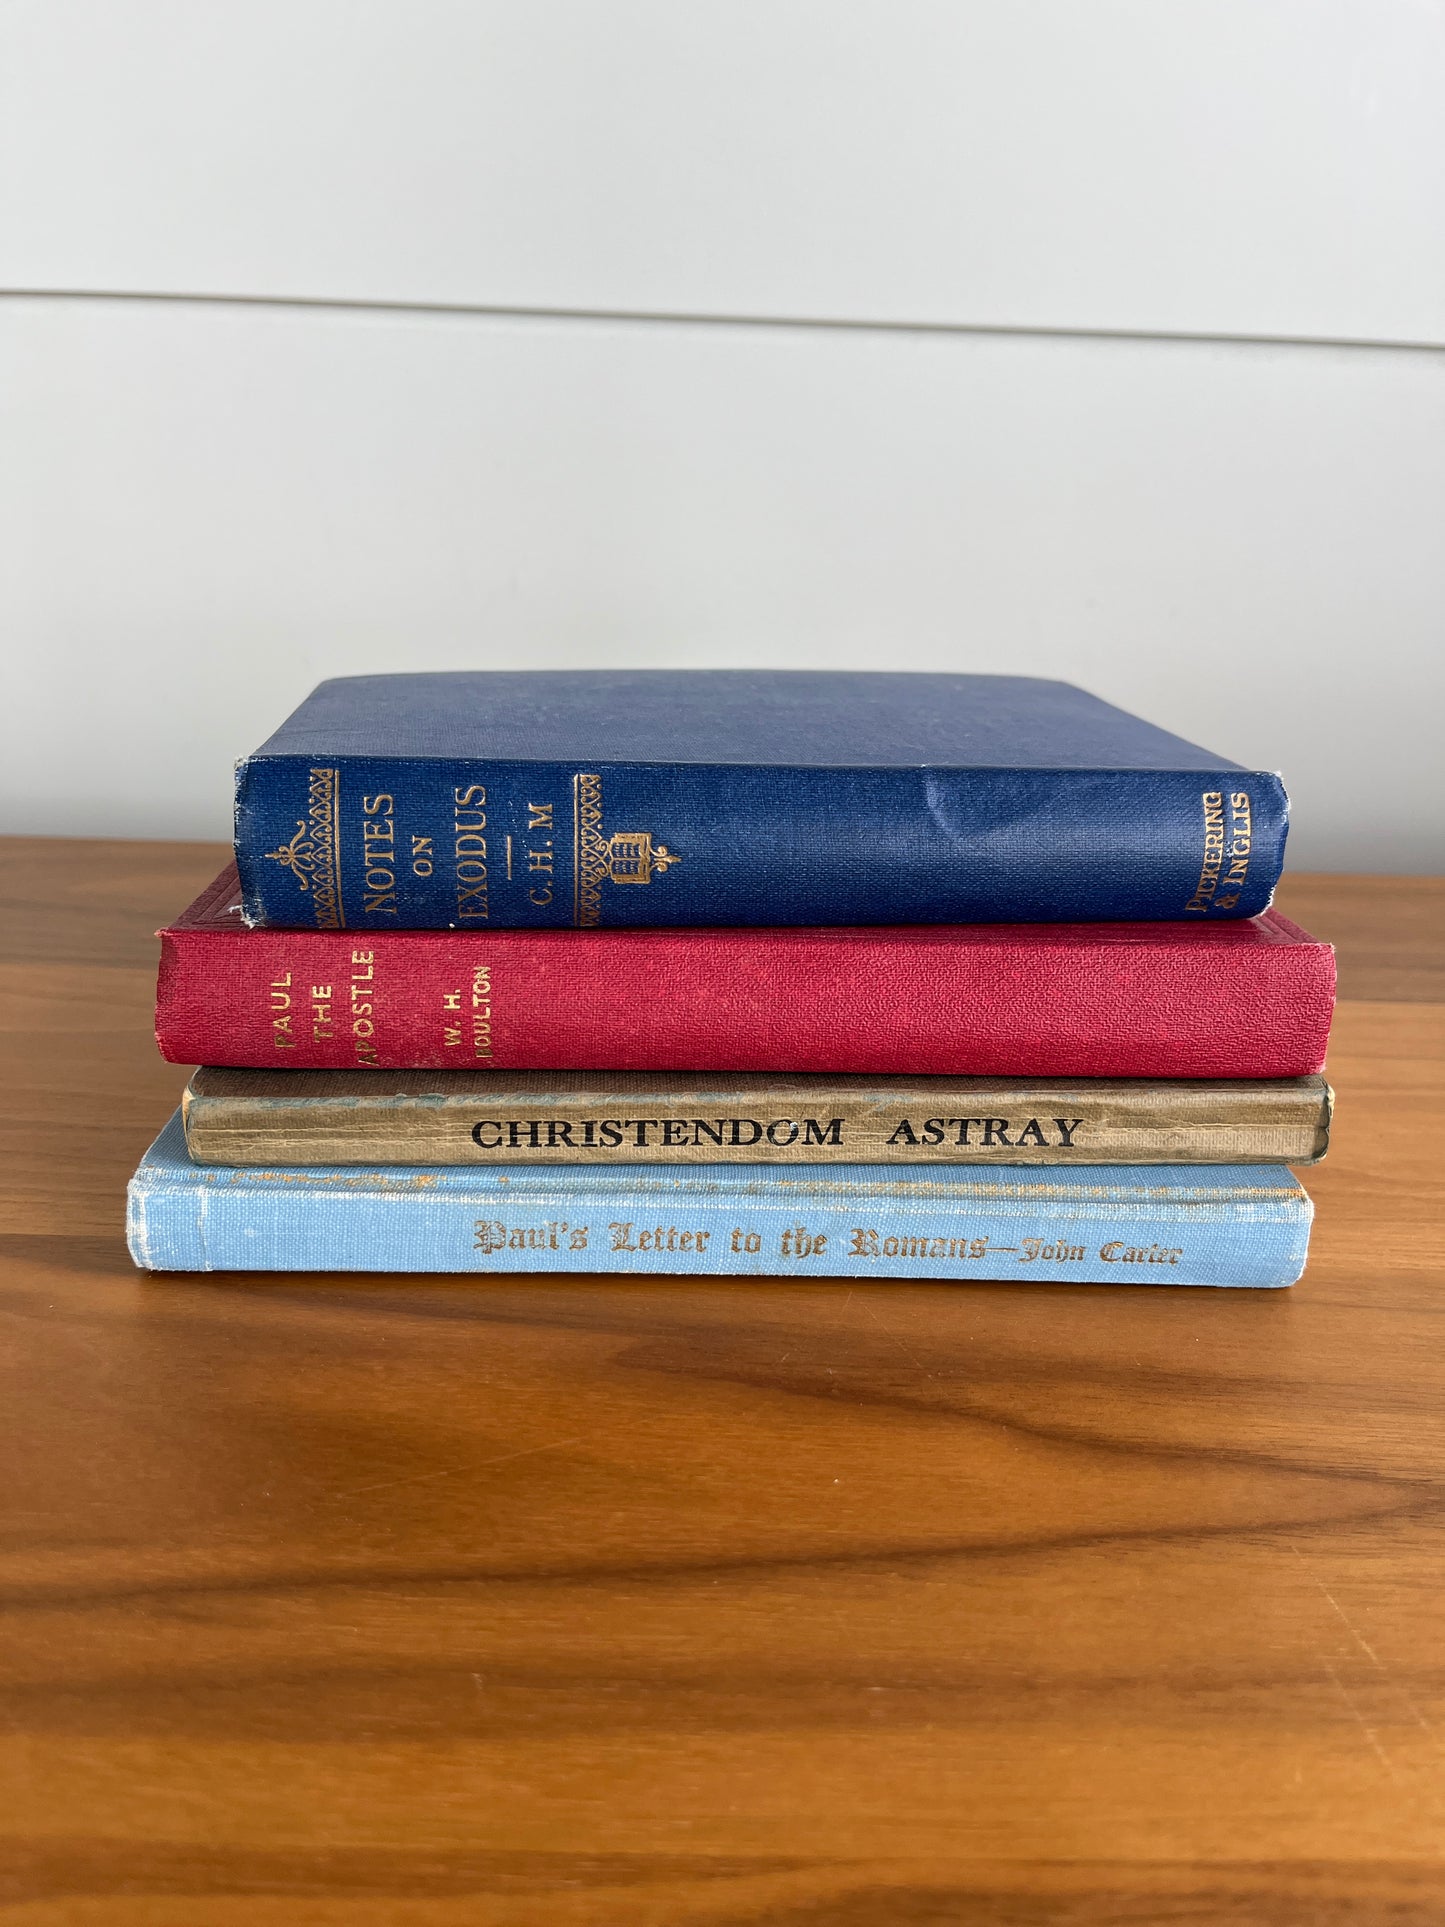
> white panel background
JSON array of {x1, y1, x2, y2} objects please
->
[
  {"x1": 3, "y1": 298, "x2": 1440, "y2": 868},
  {"x1": 3, "y1": 0, "x2": 1444, "y2": 342},
  {"x1": 2, "y1": 2, "x2": 1443, "y2": 867}
]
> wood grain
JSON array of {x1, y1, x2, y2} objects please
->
[
  {"x1": 1273, "y1": 873, "x2": 1445, "y2": 1003},
  {"x1": 2, "y1": 838, "x2": 1444, "y2": 1924}
]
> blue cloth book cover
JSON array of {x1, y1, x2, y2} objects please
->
[
  {"x1": 128, "y1": 1113, "x2": 1312, "y2": 1287},
  {"x1": 233, "y1": 671, "x2": 1288, "y2": 931}
]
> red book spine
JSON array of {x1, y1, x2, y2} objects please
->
[{"x1": 156, "y1": 876, "x2": 1335, "y2": 1077}]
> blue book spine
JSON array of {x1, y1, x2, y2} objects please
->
[
  {"x1": 128, "y1": 1115, "x2": 1311, "y2": 1287},
  {"x1": 234, "y1": 758, "x2": 1288, "y2": 931}
]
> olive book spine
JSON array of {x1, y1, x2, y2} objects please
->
[{"x1": 181, "y1": 1068, "x2": 1333, "y2": 1167}]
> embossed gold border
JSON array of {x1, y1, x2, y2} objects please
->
[
  {"x1": 308, "y1": 766, "x2": 345, "y2": 930},
  {"x1": 572, "y1": 773, "x2": 605, "y2": 927},
  {"x1": 572, "y1": 773, "x2": 581, "y2": 926}
]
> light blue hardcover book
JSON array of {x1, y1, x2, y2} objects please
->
[{"x1": 127, "y1": 1113, "x2": 1312, "y2": 1287}]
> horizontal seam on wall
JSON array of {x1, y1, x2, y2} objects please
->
[{"x1": 2, "y1": 287, "x2": 1442, "y2": 356}]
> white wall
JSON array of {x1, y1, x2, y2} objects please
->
[{"x1": 3, "y1": 0, "x2": 1443, "y2": 867}]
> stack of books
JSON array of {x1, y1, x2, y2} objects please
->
[{"x1": 127, "y1": 671, "x2": 1334, "y2": 1287}]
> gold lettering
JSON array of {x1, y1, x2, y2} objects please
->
[
  {"x1": 1185, "y1": 789, "x2": 1236, "y2": 912},
  {"x1": 471, "y1": 966, "x2": 493, "y2": 1060}
]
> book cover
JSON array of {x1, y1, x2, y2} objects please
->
[
  {"x1": 156, "y1": 867, "x2": 1336, "y2": 1079},
  {"x1": 182, "y1": 1068, "x2": 1333, "y2": 1167},
  {"x1": 234, "y1": 671, "x2": 1288, "y2": 930},
  {"x1": 128, "y1": 1113, "x2": 1313, "y2": 1287}
]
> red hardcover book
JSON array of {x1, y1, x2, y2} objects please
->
[{"x1": 156, "y1": 867, "x2": 1334, "y2": 1077}]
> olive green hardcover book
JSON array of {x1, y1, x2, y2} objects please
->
[{"x1": 182, "y1": 1070, "x2": 1332, "y2": 1168}]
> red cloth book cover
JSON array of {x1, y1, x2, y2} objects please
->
[{"x1": 156, "y1": 866, "x2": 1334, "y2": 1078}]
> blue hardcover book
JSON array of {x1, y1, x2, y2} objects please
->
[
  {"x1": 233, "y1": 671, "x2": 1287, "y2": 931},
  {"x1": 127, "y1": 1113, "x2": 1312, "y2": 1287}
]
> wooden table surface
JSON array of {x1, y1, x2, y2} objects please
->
[{"x1": 2, "y1": 838, "x2": 1443, "y2": 1926}]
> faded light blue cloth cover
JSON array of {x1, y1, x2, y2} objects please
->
[
  {"x1": 233, "y1": 671, "x2": 1288, "y2": 930},
  {"x1": 128, "y1": 1113, "x2": 1312, "y2": 1287}
]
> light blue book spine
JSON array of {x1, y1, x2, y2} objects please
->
[{"x1": 127, "y1": 1113, "x2": 1312, "y2": 1287}]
